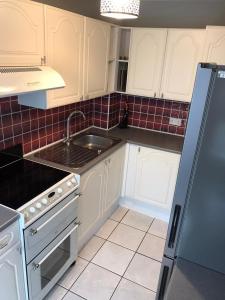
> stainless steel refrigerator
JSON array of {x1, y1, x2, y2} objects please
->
[{"x1": 157, "y1": 63, "x2": 225, "y2": 300}]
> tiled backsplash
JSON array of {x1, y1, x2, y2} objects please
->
[
  {"x1": 0, "y1": 96, "x2": 93, "y2": 154},
  {"x1": 118, "y1": 94, "x2": 189, "y2": 136},
  {"x1": 0, "y1": 93, "x2": 189, "y2": 154}
]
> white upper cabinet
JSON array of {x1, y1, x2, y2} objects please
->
[
  {"x1": 127, "y1": 28, "x2": 167, "y2": 97},
  {"x1": 83, "y1": 18, "x2": 110, "y2": 99},
  {"x1": 160, "y1": 29, "x2": 205, "y2": 102},
  {"x1": 0, "y1": 0, "x2": 44, "y2": 66},
  {"x1": 204, "y1": 26, "x2": 225, "y2": 65},
  {"x1": 45, "y1": 6, "x2": 84, "y2": 108}
]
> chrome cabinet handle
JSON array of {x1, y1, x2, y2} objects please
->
[
  {"x1": 33, "y1": 263, "x2": 40, "y2": 270},
  {"x1": 154, "y1": 92, "x2": 156, "y2": 98},
  {"x1": 30, "y1": 228, "x2": 37, "y2": 236},
  {"x1": 161, "y1": 93, "x2": 164, "y2": 99},
  {"x1": 0, "y1": 238, "x2": 9, "y2": 249}
]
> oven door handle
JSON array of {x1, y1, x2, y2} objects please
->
[
  {"x1": 30, "y1": 194, "x2": 80, "y2": 236},
  {"x1": 32, "y1": 221, "x2": 80, "y2": 271}
]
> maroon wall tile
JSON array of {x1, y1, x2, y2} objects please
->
[
  {"x1": 0, "y1": 96, "x2": 93, "y2": 154},
  {"x1": 118, "y1": 94, "x2": 190, "y2": 136},
  {"x1": 0, "y1": 92, "x2": 189, "y2": 155}
]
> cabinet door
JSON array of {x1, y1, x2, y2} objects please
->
[
  {"x1": 0, "y1": 242, "x2": 26, "y2": 300},
  {"x1": 160, "y1": 29, "x2": 205, "y2": 102},
  {"x1": 78, "y1": 162, "x2": 105, "y2": 244},
  {"x1": 0, "y1": 0, "x2": 44, "y2": 66},
  {"x1": 127, "y1": 145, "x2": 180, "y2": 211},
  {"x1": 204, "y1": 26, "x2": 225, "y2": 65},
  {"x1": 127, "y1": 28, "x2": 167, "y2": 97},
  {"x1": 83, "y1": 18, "x2": 110, "y2": 99},
  {"x1": 104, "y1": 146, "x2": 125, "y2": 213},
  {"x1": 45, "y1": 6, "x2": 84, "y2": 108}
]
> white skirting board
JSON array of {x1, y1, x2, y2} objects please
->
[{"x1": 119, "y1": 196, "x2": 171, "y2": 222}]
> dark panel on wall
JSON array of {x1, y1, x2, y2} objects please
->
[{"x1": 33, "y1": 0, "x2": 225, "y2": 28}]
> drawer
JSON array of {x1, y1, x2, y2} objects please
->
[
  {"x1": 0, "y1": 220, "x2": 20, "y2": 256},
  {"x1": 24, "y1": 191, "x2": 79, "y2": 263}
]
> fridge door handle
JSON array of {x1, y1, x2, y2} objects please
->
[
  {"x1": 158, "y1": 265, "x2": 170, "y2": 300},
  {"x1": 168, "y1": 205, "x2": 181, "y2": 249}
]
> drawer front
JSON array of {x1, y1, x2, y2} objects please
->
[
  {"x1": 0, "y1": 221, "x2": 20, "y2": 256},
  {"x1": 25, "y1": 192, "x2": 79, "y2": 263}
]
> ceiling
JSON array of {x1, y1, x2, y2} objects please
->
[{"x1": 33, "y1": 0, "x2": 225, "y2": 28}]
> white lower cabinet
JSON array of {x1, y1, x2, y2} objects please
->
[
  {"x1": 78, "y1": 162, "x2": 105, "y2": 248},
  {"x1": 123, "y1": 144, "x2": 180, "y2": 219},
  {"x1": 0, "y1": 221, "x2": 27, "y2": 300},
  {"x1": 103, "y1": 147, "x2": 125, "y2": 214},
  {"x1": 78, "y1": 146, "x2": 125, "y2": 249}
]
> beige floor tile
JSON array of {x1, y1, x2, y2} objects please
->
[
  {"x1": 96, "y1": 219, "x2": 118, "y2": 239},
  {"x1": 63, "y1": 292, "x2": 85, "y2": 300},
  {"x1": 92, "y1": 241, "x2": 134, "y2": 275},
  {"x1": 108, "y1": 223, "x2": 145, "y2": 251},
  {"x1": 124, "y1": 253, "x2": 161, "y2": 291},
  {"x1": 121, "y1": 210, "x2": 154, "y2": 231},
  {"x1": 138, "y1": 234, "x2": 165, "y2": 262},
  {"x1": 79, "y1": 236, "x2": 105, "y2": 261},
  {"x1": 111, "y1": 278, "x2": 156, "y2": 300},
  {"x1": 110, "y1": 206, "x2": 129, "y2": 222},
  {"x1": 71, "y1": 263, "x2": 121, "y2": 300},
  {"x1": 148, "y1": 219, "x2": 168, "y2": 239},
  {"x1": 58, "y1": 257, "x2": 88, "y2": 289},
  {"x1": 44, "y1": 285, "x2": 67, "y2": 300}
]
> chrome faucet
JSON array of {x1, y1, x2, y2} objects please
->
[{"x1": 64, "y1": 110, "x2": 86, "y2": 145}]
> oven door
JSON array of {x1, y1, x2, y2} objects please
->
[{"x1": 27, "y1": 220, "x2": 79, "y2": 300}]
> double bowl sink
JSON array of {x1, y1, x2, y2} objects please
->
[{"x1": 34, "y1": 133, "x2": 121, "y2": 169}]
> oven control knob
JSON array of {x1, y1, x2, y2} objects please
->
[
  {"x1": 67, "y1": 181, "x2": 72, "y2": 187},
  {"x1": 29, "y1": 207, "x2": 36, "y2": 214},
  {"x1": 41, "y1": 198, "x2": 48, "y2": 205},
  {"x1": 57, "y1": 187, "x2": 63, "y2": 194},
  {"x1": 36, "y1": 202, "x2": 42, "y2": 209},
  {"x1": 23, "y1": 211, "x2": 29, "y2": 220},
  {"x1": 71, "y1": 178, "x2": 76, "y2": 184}
]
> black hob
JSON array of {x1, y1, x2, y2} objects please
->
[{"x1": 0, "y1": 146, "x2": 70, "y2": 210}]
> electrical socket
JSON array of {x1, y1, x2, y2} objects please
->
[{"x1": 169, "y1": 117, "x2": 182, "y2": 126}]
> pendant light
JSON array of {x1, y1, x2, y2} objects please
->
[{"x1": 100, "y1": 0, "x2": 140, "y2": 20}]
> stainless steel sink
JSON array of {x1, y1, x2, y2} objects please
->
[
  {"x1": 34, "y1": 133, "x2": 121, "y2": 169},
  {"x1": 72, "y1": 134, "x2": 113, "y2": 151}
]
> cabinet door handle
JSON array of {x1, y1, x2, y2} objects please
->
[
  {"x1": 154, "y1": 92, "x2": 156, "y2": 98},
  {"x1": 161, "y1": 93, "x2": 164, "y2": 99},
  {"x1": 168, "y1": 205, "x2": 181, "y2": 249},
  {"x1": 0, "y1": 237, "x2": 10, "y2": 249},
  {"x1": 138, "y1": 147, "x2": 141, "y2": 153}
]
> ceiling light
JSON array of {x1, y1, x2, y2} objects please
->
[{"x1": 100, "y1": 0, "x2": 140, "y2": 20}]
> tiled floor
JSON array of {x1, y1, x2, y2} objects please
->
[{"x1": 45, "y1": 207, "x2": 168, "y2": 300}]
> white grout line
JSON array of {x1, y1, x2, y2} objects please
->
[{"x1": 58, "y1": 208, "x2": 164, "y2": 299}]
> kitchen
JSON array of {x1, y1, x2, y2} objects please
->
[{"x1": 0, "y1": 0, "x2": 225, "y2": 299}]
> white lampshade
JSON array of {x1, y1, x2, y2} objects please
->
[{"x1": 100, "y1": 0, "x2": 140, "y2": 19}]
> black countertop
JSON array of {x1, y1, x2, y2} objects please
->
[
  {"x1": 107, "y1": 127, "x2": 183, "y2": 154},
  {"x1": 27, "y1": 127, "x2": 184, "y2": 175},
  {"x1": 165, "y1": 258, "x2": 225, "y2": 300},
  {"x1": 0, "y1": 205, "x2": 19, "y2": 232}
]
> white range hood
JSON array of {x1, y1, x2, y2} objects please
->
[{"x1": 0, "y1": 66, "x2": 65, "y2": 98}]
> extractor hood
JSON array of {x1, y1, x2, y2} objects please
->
[{"x1": 0, "y1": 66, "x2": 65, "y2": 98}]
